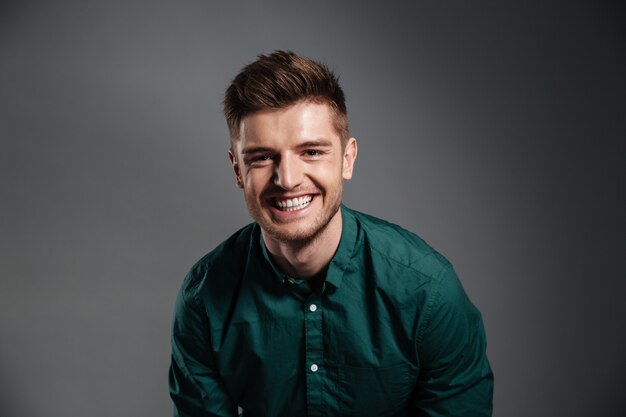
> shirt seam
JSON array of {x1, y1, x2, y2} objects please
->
[
  {"x1": 369, "y1": 245, "x2": 449, "y2": 283},
  {"x1": 415, "y1": 283, "x2": 443, "y2": 349}
]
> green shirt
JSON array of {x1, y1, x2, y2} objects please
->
[{"x1": 169, "y1": 206, "x2": 493, "y2": 417}]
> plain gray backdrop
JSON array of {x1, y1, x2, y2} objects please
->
[{"x1": 1, "y1": 1, "x2": 624, "y2": 416}]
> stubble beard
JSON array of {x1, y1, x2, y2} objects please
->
[{"x1": 245, "y1": 181, "x2": 343, "y2": 246}]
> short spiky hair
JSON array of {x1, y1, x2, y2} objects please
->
[{"x1": 223, "y1": 50, "x2": 349, "y2": 147}]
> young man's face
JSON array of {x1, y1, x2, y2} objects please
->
[{"x1": 229, "y1": 101, "x2": 357, "y2": 244}]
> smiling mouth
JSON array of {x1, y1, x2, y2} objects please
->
[{"x1": 272, "y1": 195, "x2": 313, "y2": 212}]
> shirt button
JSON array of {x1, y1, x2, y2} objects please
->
[
  {"x1": 309, "y1": 304, "x2": 317, "y2": 312},
  {"x1": 310, "y1": 364, "x2": 318, "y2": 372}
]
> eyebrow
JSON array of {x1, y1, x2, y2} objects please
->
[
  {"x1": 241, "y1": 146, "x2": 275, "y2": 155},
  {"x1": 296, "y1": 139, "x2": 333, "y2": 149}
]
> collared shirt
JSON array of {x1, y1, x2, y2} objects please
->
[{"x1": 169, "y1": 206, "x2": 493, "y2": 417}]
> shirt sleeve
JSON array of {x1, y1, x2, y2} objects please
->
[
  {"x1": 169, "y1": 278, "x2": 237, "y2": 417},
  {"x1": 412, "y1": 266, "x2": 494, "y2": 417}
]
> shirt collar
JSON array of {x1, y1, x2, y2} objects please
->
[
  {"x1": 324, "y1": 205, "x2": 357, "y2": 289},
  {"x1": 258, "y1": 230, "x2": 285, "y2": 284},
  {"x1": 257, "y1": 205, "x2": 358, "y2": 290}
]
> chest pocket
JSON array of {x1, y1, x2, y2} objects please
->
[{"x1": 337, "y1": 363, "x2": 415, "y2": 416}]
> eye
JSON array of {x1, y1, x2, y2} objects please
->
[
  {"x1": 303, "y1": 149, "x2": 324, "y2": 158},
  {"x1": 246, "y1": 154, "x2": 273, "y2": 166}
]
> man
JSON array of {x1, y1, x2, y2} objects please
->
[{"x1": 169, "y1": 51, "x2": 493, "y2": 417}]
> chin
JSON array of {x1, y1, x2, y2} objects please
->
[
  {"x1": 266, "y1": 208, "x2": 341, "y2": 245},
  {"x1": 259, "y1": 218, "x2": 318, "y2": 243}
]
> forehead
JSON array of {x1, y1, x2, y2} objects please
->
[{"x1": 236, "y1": 102, "x2": 340, "y2": 151}]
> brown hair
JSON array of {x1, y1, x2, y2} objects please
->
[{"x1": 224, "y1": 50, "x2": 349, "y2": 147}]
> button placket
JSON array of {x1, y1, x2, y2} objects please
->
[{"x1": 304, "y1": 297, "x2": 323, "y2": 416}]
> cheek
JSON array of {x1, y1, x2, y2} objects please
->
[
  {"x1": 244, "y1": 169, "x2": 272, "y2": 192},
  {"x1": 309, "y1": 163, "x2": 344, "y2": 187},
  {"x1": 314, "y1": 156, "x2": 342, "y2": 172}
]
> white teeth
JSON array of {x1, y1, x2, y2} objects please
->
[{"x1": 275, "y1": 195, "x2": 313, "y2": 211}]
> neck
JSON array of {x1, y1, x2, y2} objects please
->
[{"x1": 262, "y1": 209, "x2": 343, "y2": 280}]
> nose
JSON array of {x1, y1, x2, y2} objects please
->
[{"x1": 273, "y1": 154, "x2": 303, "y2": 190}]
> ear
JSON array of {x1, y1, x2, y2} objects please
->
[
  {"x1": 342, "y1": 137, "x2": 358, "y2": 180},
  {"x1": 228, "y1": 149, "x2": 244, "y2": 188}
]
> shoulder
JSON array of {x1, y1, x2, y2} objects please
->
[
  {"x1": 347, "y1": 207, "x2": 452, "y2": 283},
  {"x1": 178, "y1": 223, "x2": 257, "y2": 302}
]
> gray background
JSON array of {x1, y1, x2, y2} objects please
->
[{"x1": 1, "y1": 1, "x2": 624, "y2": 416}]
